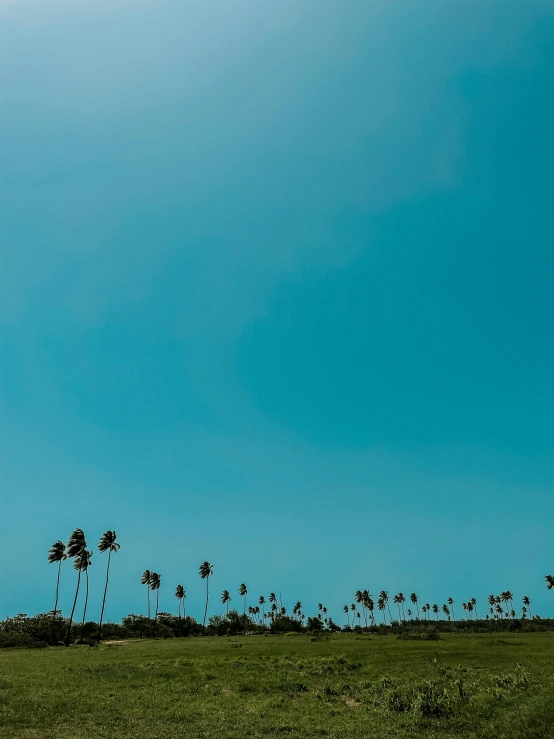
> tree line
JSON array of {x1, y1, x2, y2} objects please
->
[{"x1": 44, "y1": 528, "x2": 553, "y2": 645}]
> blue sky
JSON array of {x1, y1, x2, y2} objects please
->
[{"x1": 1, "y1": 0, "x2": 553, "y2": 625}]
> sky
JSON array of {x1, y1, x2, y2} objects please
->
[{"x1": 1, "y1": 0, "x2": 553, "y2": 625}]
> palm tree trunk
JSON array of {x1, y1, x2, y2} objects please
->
[
  {"x1": 202, "y1": 576, "x2": 209, "y2": 635},
  {"x1": 97, "y1": 549, "x2": 112, "y2": 642},
  {"x1": 147, "y1": 587, "x2": 151, "y2": 620},
  {"x1": 54, "y1": 560, "x2": 62, "y2": 616},
  {"x1": 154, "y1": 589, "x2": 159, "y2": 637},
  {"x1": 82, "y1": 569, "x2": 89, "y2": 626},
  {"x1": 387, "y1": 604, "x2": 393, "y2": 623},
  {"x1": 65, "y1": 570, "x2": 81, "y2": 646},
  {"x1": 244, "y1": 595, "x2": 247, "y2": 636},
  {"x1": 416, "y1": 603, "x2": 420, "y2": 619}
]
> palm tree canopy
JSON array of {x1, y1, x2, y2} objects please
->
[
  {"x1": 66, "y1": 529, "x2": 87, "y2": 558},
  {"x1": 269, "y1": 592, "x2": 276, "y2": 603},
  {"x1": 523, "y1": 595, "x2": 531, "y2": 605},
  {"x1": 141, "y1": 569, "x2": 152, "y2": 585},
  {"x1": 259, "y1": 596, "x2": 266, "y2": 605},
  {"x1": 447, "y1": 597, "x2": 454, "y2": 605},
  {"x1": 98, "y1": 530, "x2": 120, "y2": 553},
  {"x1": 149, "y1": 572, "x2": 161, "y2": 590},
  {"x1": 73, "y1": 549, "x2": 93, "y2": 571},
  {"x1": 410, "y1": 592, "x2": 418, "y2": 603},
  {"x1": 199, "y1": 561, "x2": 213, "y2": 579},
  {"x1": 48, "y1": 540, "x2": 67, "y2": 564},
  {"x1": 239, "y1": 583, "x2": 248, "y2": 596},
  {"x1": 175, "y1": 584, "x2": 185, "y2": 599},
  {"x1": 221, "y1": 590, "x2": 231, "y2": 603}
]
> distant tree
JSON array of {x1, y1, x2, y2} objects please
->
[
  {"x1": 239, "y1": 584, "x2": 248, "y2": 635},
  {"x1": 343, "y1": 605, "x2": 350, "y2": 627},
  {"x1": 470, "y1": 597, "x2": 478, "y2": 620},
  {"x1": 424, "y1": 603, "x2": 431, "y2": 621},
  {"x1": 410, "y1": 592, "x2": 420, "y2": 619},
  {"x1": 141, "y1": 570, "x2": 152, "y2": 619},
  {"x1": 398, "y1": 593, "x2": 406, "y2": 622},
  {"x1": 354, "y1": 591, "x2": 365, "y2": 627},
  {"x1": 393, "y1": 594, "x2": 402, "y2": 623},
  {"x1": 523, "y1": 595, "x2": 532, "y2": 619},
  {"x1": 199, "y1": 562, "x2": 213, "y2": 635},
  {"x1": 175, "y1": 584, "x2": 185, "y2": 632},
  {"x1": 467, "y1": 601, "x2": 474, "y2": 619},
  {"x1": 259, "y1": 596, "x2": 266, "y2": 623},
  {"x1": 149, "y1": 573, "x2": 161, "y2": 635},
  {"x1": 47, "y1": 540, "x2": 67, "y2": 617},
  {"x1": 377, "y1": 597, "x2": 387, "y2": 625},
  {"x1": 221, "y1": 590, "x2": 231, "y2": 614},
  {"x1": 65, "y1": 529, "x2": 87, "y2": 646},
  {"x1": 545, "y1": 575, "x2": 554, "y2": 590},
  {"x1": 442, "y1": 604, "x2": 450, "y2": 620},
  {"x1": 379, "y1": 591, "x2": 393, "y2": 623},
  {"x1": 447, "y1": 597, "x2": 455, "y2": 623},
  {"x1": 97, "y1": 531, "x2": 120, "y2": 641},
  {"x1": 432, "y1": 604, "x2": 439, "y2": 621}
]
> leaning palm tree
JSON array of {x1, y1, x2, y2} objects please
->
[
  {"x1": 239, "y1": 583, "x2": 248, "y2": 635},
  {"x1": 269, "y1": 592, "x2": 277, "y2": 606},
  {"x1": 149, "y1": 572, "x2": 161, "y2": 635},
  {"x1": 467, "y1": 601, "x2": 474, "y2": 620},
  {"x1": 199, "y1": 561, "x2": 213, "y2": 635},
  {"x1": 442, "y1": 604, "x2": 450, "y2": 620},
  {"x1": 432, "y1": 604, "x2": 439, "y2": 621},
  {"x1": 410, "y1": 592, "x2": 420, "y2": 619},
  {"x1": 523, "y1": 595, "x2": 532, "y2": 619},
  {"x1": 354, "y1": 590, "x2": 365, "y2": 627},
  {"x1": 379, "y1": 591, "x2": 393, "y2": 623},
  {"x1": 221, "y1": 590, "x2": 231, "y2": 614},
  {"x1": 398, "y1": 593, "x2": 406, "y2": 622},
  {"x1": 470, "y1": 597, "x2": 478, "y2": 620},
  {"x1": 377, "y1": 597, "x2": 387, "y2": 625},
  {"x1": 393, "y1": 594, "x2": 402, "y2": 623},
  {"x1": 343, "y1": 605, "x2": 350, "y2": 627},
  {"x1": 74, "y1": 549, "x2": 93, "y2": 626},
  {"x1": 97, "y1": 531, "x2": 120, "y2": 641},
  {"x1": 65, "y1": 528, "x2": 87, "y2": 646},
  {"x1": 141, "y1": 570, "x2": 152, "y2": 618},
  {"x1": 545, "y1": 575, "x2": 554, "y2": 590},
  {"x1": 175, "y1": 584, "x2": 185, "y2": 632},
  {"x1": 48, "y1": 540, "x2": 67, "y2": 616},
  {"x1": 447, "y1": 597, "x2": 455, "y2": 623},
  {"x1": 367, "y1": 597, "x2": 376, "y2": 625}
]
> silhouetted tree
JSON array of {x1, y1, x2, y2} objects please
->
[
  {"x1": 65, "y1": 529, "x2": 87, "y2": 646},
  {"x1": 97, "y1": 531, "x2": 120, "y2": 641},
  {"x1": 199, "y1": 562, "x2": 213, "y2": 635},
  {"x1": 141, "y1": 570, "x2": 152, "y2": 619},
  {"x1": 239, "y1": 583, "x2": 248, "y2": 635},
  {"x1": 47, "y1": 540, "x2": 67, "y2": 617}
]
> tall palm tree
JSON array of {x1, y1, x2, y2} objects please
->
[
  {"x1": 442, "y1": 604, "x2": 450, "y2": 620},
  {"x1": 377, "y1": 597, "x2": 387, "y2": 625},
  {"x1": 269, "y1": 592, "x2": 277, "y2": 607},
  {"x1": 432, "y1": 604, "x2": 439, "y2": 621},
  {"x1": 141, "y1": 570, "x2": 152, "y2": 619},
  {"x1": 149, "y1": 572, "x2": 161, "y2": 635},
  {"x1": 259, "y1": 596, "x2": 266, "y2": 623},
  {"x1": 97, "y1": 531, "x2": 120, "y2": 641},
  {"x1": 523, "y1": 595, "x2": 532, "y2": 619},
  {"x1": 343, "y1": 605, "x2": 349, "y2": 627},
  {"x1": 467, "y1": 601, "x2": 474, "y2": 620},
  {"x1": 424, "y1": 603, "x2": 431, "y2": 621},
  {"x1": 47, "y1": 540, "x2": 67, "y2": 617},
  {"x1": 500, "y1": 591, "x2": 513, "y2": 619},
  {"x1": 410, "y1": 592, "x2": 420, "y2": 619},
  {"x1": 367, "y1": 597, "x2": 376, "y2": 625},
  {"x1": 393, "y1": 594, "x2": 402, "y2": 623},
  {"x1": 175, "y1": 584, "x2": 185, "y2": 632},
  {"x1": 447, "y1": 597, "x2": 455, "y2": 623},
  {"x1": 65, "y1": 528, "x2": 87, "y2": 646},
  {"x1": 221, "y1": 589, "x2": 231, "y2": 614},
  {"x1": 239, "y1": 583, "x2": 248, "y2": 635},
  {"x1": 199, "y1": 561, "x2": 213, "y2": 635},
  {"x1": 379, "y1": 591, "x2": 393, "y2": 623},
  {"x1": 354, "y1": 590, "x2": 365, "y2": 627},
  {"x1": 398, "y1": 593, "x2": 406, "y2": 622},
  {"x1": 470, "y1": 597, "x2": 478, "y2": 620},
  {"x1": 546, "y1": 575, "x2": 554, "y2": 590}
]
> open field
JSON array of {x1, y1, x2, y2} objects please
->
[{"x1": 1, "y1": 633, "x2": 554, "y2": 738}]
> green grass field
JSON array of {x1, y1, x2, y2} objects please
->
[{"x1": 1, "y1": 633, "x2": 553, "y2": 738}]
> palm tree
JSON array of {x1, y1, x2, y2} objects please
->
[
  {"x1": 97, "y1": 531, "x2": 120, "y2": 641},
  {"x1": 74, "y1": 549, "x2": 93, "y2": 627},
  {"x1": 199, "y1": 561, "x2": 213, "y2": 635},
  {"x1": 343, "y1": 605, "x2": 349, "y2": 627},
  {"x1": 141, "y1": 570, "x2": 152, "y2": 618},
  {"x1": 467, "y1": 601, "x2": 474, "y2": 620},
  {"x1": 398, "y1": 593, "x2": 406, "y2": 622},
  {"x1": 259, "y1": 596, "x2": 266, "y2": 623},
  {"x1": 175, "y1": 584, "x2": 185, "y2": 632},
  {"x1": 65, "y1": 528, "x2": 87, "y2": 646},
  {"x1": 432, "y1": 604, "x2": 439, "y2": 621},
  {"x1": 523, "y1": 595, "x2": 532, "y2": 619},
  {"x1": 393, "y1": 594, "x2": 402, "y2": 623},
  {"x1": 424, "y1": 603, "x2": 431, "y2": 621},
  {"x1": 367, "y1": 597, "x2": 376, "y2": 625},
  {"x1": 221, "y1": 590, "x2": 231, "y2": 614},
  {"x1": 149, "y1": 572, "x2": 161, "y2": 635},
  {"x1": 442, "y1": 604, "x2": 450, "y2": 620},
  {"x1": 410, "y1": 592, "x2": 420, "y2": 619},
  {"x1": 239, "y1": 584, "x2": 248, "y2": 635},
  {"x1": 500, "y1": 591, "x2": 513, "y2": 619},
  {"x1": 269, "y1": 592, "x2": 277, "y2": 607},
  {"x1": 377, "y1": 597, "x2": 387, "y2": 625},
  {"x1": 47, "y1": 540, "x2": 67, "y2": 616},
  {"x1": 379, "y1": 591, "x2": 393, "y2": 623},
  {"x1": 470, "y1": 597, "x2": 478, "y2": 620},
  {"x1": 545, "y1": 575, "x2": 553, "y2": 590},
  {"x1": 447, "y1": 597, "x2": 455, "y2": 623},
  {"x1": 354, "y1": 590, "x2": 365, "y2": 627}
]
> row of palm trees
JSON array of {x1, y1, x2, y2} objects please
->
[
  {"x1": 341, "y1": 590, "x2": 542, "y2": 627},
  {"x1": 49, "y1": 536, "x2": 553, "y2": 640},
  {"x1": 48, "y1": 529, "x2": 120, "y2": 645}
]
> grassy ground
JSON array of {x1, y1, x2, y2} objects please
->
[{"x1": 1, "y1": 632, "x2": 554, "y2": 738}]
